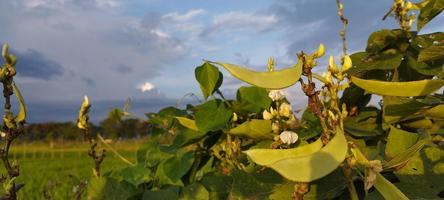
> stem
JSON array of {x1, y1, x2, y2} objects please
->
[
  {"x1": 336, "y1": 0, "x2": 348, "y2": 57},
  {"x1": 97, "y1": 134, "x2": 134, "y2": 166}
]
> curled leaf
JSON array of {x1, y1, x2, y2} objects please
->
[
  {"x1": 229, "y1": 119, "x2": 273, "y2": 140},
  {"x1": 175, "y1": 117, "x2": 198, "y2": 131},
  {"x1": 12, "y1": 81, "x2": 26, "y2": 123},
  {"x1": 208, "y1": 60, "x2": 302, "y2": 89},
  {"x1": 257, "y1": 129, "x2": 348, "y2": 182},
  {"x1": 77, "y1": 96, "x2": 91, "y2": 130},
  {"x1": 351, "y1": 76, "x2": 444, "y2": 97},
  {"x1": 244, "y1": 137, "x2": 323, "y2": 166}
]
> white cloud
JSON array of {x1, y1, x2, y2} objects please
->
[
  {"x1": 163, "y1": 9, "x2": 206, "y2": 21},
  {"x1": 200, "y1": 11, "x2": 278, "y2": 38},
  {"x1": 138, "y1": 82, "x2": 156, "y2": 92}
]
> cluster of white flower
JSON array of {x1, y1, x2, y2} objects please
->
[{"x1": 263, "y1": 90, "x2": 299, "y2": 145}]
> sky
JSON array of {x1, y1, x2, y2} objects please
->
[{"x1": 0, "y1": 0, "x2": 443, "y2": 123}]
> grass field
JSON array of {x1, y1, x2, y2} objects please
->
[{"x1": 0, "y1": 140, "x2": 145, "y2": 199}]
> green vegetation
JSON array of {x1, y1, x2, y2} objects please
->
[
  {"x1": 2, "y1": 141, "x2": 140, "y2": 199},
  {"x1": 0, "y1": 0, "x2": 443, "y2": 199}
]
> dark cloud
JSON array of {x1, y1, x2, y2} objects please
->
[
  {"x1": 112, "y1": 64, "x2": 133, "y2": 74},
  {"x1": 13, "y1": 48, "x2": 64, "y2": 79},
  {"x1": 21, "y1": 97, "x2": 198, "y2": 123},
  {"x1": 268, "y1": 0, "x2": 398, "y2": 57}
]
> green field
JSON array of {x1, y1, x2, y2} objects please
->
[{"x1": 1, "y1": 140, "x2": 143, "y2": 199}]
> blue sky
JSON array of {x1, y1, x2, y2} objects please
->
[{"x1": 0, "y1": 0, "x2": 443, "y2": 123}]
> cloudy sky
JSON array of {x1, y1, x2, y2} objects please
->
[{"x1": 0, "y1": 0, "x2": 443, "y2": 123}]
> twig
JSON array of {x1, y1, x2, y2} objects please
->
[
  {"x1": 336, "y1": 0, "x2": 349, "y2": 57},
  {"x1": 97, "y1": 134, "x2": 135, "y2": 166}
]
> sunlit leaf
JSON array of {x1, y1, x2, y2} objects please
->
[
  {"x1": 12, "y1": 81, "x2": 26, "y2": 123},
  {"x1": 244, "y1": 138, "x2": 323, "y2": 165},
  {"x1": 175, "y1": 117, "x2": 199, "y2": 131},
  {"x1": 417, "y1": 0, "x2": 444, "y2": 31},
  {"x1": 385, "y1": 126, "x2": 419, "y2": 159},
  {"x1": 209, "y1": 60, "x2": 302, "y2": 89},
  {"x1": 373, "y1": 173, "x2": 409, "y2": 200},
  {"x1": 229, "y1": 119, "x2": 273, "y2": 140},
  {"x1": 195, "y1": 62, "x2": 223, "y2": 99},
  {"x1": 418, "y1": 45, "x2": 444, "y2": 61},
  {"x1": 264, "y1": 129, "x2": 348, "y2": 182},
  {"x1": 351, "y1": 76, "x2": 444, "y2": 97}
]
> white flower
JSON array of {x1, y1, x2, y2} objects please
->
[
  {"x1": 268, "y1": 90, "x2": 284, "y2": 101},
  {"x1": 364, "y1": 160, "x2": 383, "y2": 191},
  {"x1": 272, "y1": 122, "x2": 280, "y2": 133},
  {"x1": 279, "y1": 102, "x2": 292, "y2": 117},
  {"x1": 262, "y1": 110, "x2": 273, "y2": 120},
  {"x1": 279, "y1": 131, "x2": 298, "y2": 145}
]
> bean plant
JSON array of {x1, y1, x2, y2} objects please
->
[
  {"x1": 73, "y1": 1, "x2": 444, "y2": 199},
  {"x1": 1, "y1": 0, "x2": 444, "y2": 199}
]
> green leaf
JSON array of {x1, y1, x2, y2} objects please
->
[
  {"x1": 269, "y1": 169, "x2": 348, "y2": 200},
  {"x1": 155, "y1": 151, "x2": 195, "y2": 187},
  {"x1": 393, "y1": 146, "x2": 444, "y2": 199},
  {"x1": 179, "y1": 183, "x2": 209, "y2": 200},
  {"x1": 87, "y1": 177, "x2": 130, "y2": 200},
  {"x1": 297, "y1": 109, "x2": 322, "y2": 140},
  {"x1": 200, "y1": 174, "x2": 233, "y2": 200},
  {"x1": 120, "y1": 164, "x2": 152, "y2": 186},
  {"x1": 209, "y1": 60, "x2": 302, "y2": 89},
  {"x1": 417, "y1": 0, "x2": 444, "y2": 31},
  {"x1": 385, "y1": 126, "x2": 419, "y2": 159},
  {"x1": 169, "y1": 128, "x2": 207, "y2": 149},
  {"x1": 245, "y1": 138, "x2": 323, "y2": 166},
  {"x1": 229, "y1": 119, "x2": 273, "y2": 139},
  {"x1": 12, "y1": 81, "x2": 26, "y2": 123},
  {"x1": 373, "y1": 173, "x2": 409, "y2": 200},
  {"x1": 366, "y1": 29, "x2": 403, "y2": 53},
  {"x1": 175, "y1": 117, "x2": 198, "y2": 131},
  {"x1": 383, "y1": 139, "x2": 427, "y2": 170},
  {"x1": 383, "y1": 96, "x2": 430, "y2": 124},
  {"x1": 265, "y1": 129, "x2": 348, "y2": 182},
  {"x1": 236, "y1": 86, "x2": 272, "y2": 112},
  {"x1": 230, "y1": 170, "x2": 273, "y2": 199},
  {"x1": 351, "y1": 76, "x2": 444, "y2": 97},
  {"x1": 344, "y1": 107, "x2": 383, "y2": 137},
  {"x1": 143, "y1": 187, "x2": 180, "y2": 200},
  {"x1": 195, "y1": 62, "x2": 223, "y2": 99},
  {"x1": 426, "y1": 104, "x2": 444, "y2": 119},
  {"x1": 194, "y1": 100, "x2": 232, "y2": 133},
  {"x1": 140, "y1": 139, "x2": 174, "y2": 167},
  {"x1": 405, "y1": 55, "x2": 442, "y2": 76},
  {"x1": 418, "y1": 45, "x2": 444, "y2": 61},
  {"x1": 347, "y1": 52, "x2": 403, "y2": 75}
]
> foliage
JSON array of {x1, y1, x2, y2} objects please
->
[{"x1": 2, "y1": 0, "x2": 444, "y2": 199}]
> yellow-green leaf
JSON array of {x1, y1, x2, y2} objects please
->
[
  {"x1": 373, "y1": 173, "x2": 409, "y2": 200},
  {"x1": 385, "y1": 126, "x2": 419, "y2": 159},
  {"x1": 209, "y1": 60, "x2": 302, "y2": 89},
  {"x1": 383, "y1": 139, "x2": 428, "y2": 170},
  {"x1": 351, "y1": 76, "x2": 444, "y2": 97},
  {"x1": 425, "y1": 104, "x2": 444, "y2": 119},
  {"x1": 265, "y1": 129, "x2": 348, "y2": 182},
  {"x1": 244, "y1": 138, "x2": 323, "y2": 166},
  {"x1": 175, "y1": 117, "x2": 198, "y2": 131},
  {"x1": 229, "y1": 119, "x2": 273, "y2": 140},
  {"x1": 12, "y1": 81, "x2": 26, "y2": 123}
]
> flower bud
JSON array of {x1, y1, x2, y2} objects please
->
[
  {"x1": 267, "y1": 57, "x2": 275, "y2": 71},
  {"x1": 341, "y1": 55, "x2": 352, "y2": 72},
  {"x1": 315, "y1": 43, "x2": 325, "y2": 58},
  {"x1": 77, "y1": 96, "x2": 91, "y2": 130},
  {"x1": 279, "y1": 102, "x2": 292, "y2": 117},
  {"x1": 232, "y1": 112, "x2": 238, "y2": 122},
  {"x1": 268, "y1": 90, "x2": 284, "y2": 101},
  {"x1": 279, "y1": 131, "x2": 298, "y2": 145},
  {"x1": 263, "y1": 110, "x2": 273, "y2": 120},
  {"x1": 328, "y1": 56, "x2": 339, "y2": 74},
  {"x1": 272, "y1": 122, "x2": 280, "y2": 133}
]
